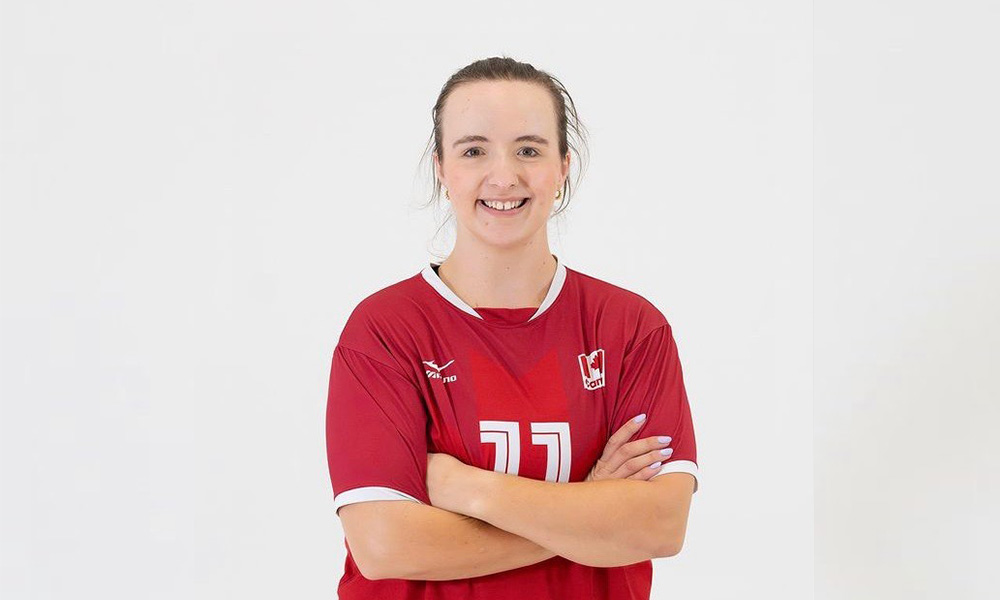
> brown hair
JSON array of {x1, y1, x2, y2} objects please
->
[{"x1": 418, "y1": 56, "x2": 590, "y2": 222}]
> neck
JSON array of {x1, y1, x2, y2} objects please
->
[{"x1": 436, "y1": 244, "x2": 557, "y2": 309}]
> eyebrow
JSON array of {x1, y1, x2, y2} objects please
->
[{"x1": 452, "y1": 134, "x2": 550, "y2": 148}]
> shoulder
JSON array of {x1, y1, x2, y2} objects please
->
[
  {"x1": 336, "y1": 271, "x2": 427, "y2": 370},
  {"x1": 568, "y1": 266, "x2": 672, "y2": 348}
]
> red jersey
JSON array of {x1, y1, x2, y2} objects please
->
[{"x1": 325, "y1": 254, "x2": 699, "y2": 599}]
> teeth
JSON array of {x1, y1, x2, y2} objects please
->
[{"x1": 481, "y1": 198, "x2": 527, "y2": 211}]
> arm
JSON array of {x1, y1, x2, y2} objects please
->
[
  {"x1": 428, "y1": 454, "x2": 675, "y2": 568},
  {"x1": 339, "y1": 500, "x2": 557, "y2": 581},
  {"x1": 650, "y1": 472, "x2": 697, "y2": 556}
]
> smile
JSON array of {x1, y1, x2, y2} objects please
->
[{"x1": 477, "y1": 198, "x2": 530, "y2": 215}]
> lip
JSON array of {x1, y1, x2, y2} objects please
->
[{"x1": 477, "y1": 197, "x2": 530, "y2": 217}]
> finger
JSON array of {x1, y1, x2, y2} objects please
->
[
  {"x1": 629, "y1": 447, "x2": 673, "y2": 480},
  {"x1": 620, "y1": 447, "x2": 674, "y2": 479},
  {"x1": 600, "y1": 414, "x2": 648, "y2": 461},
  {"x1": 601, "y1": 436, "x2": 671, "y2": 478},
  {"x1": 603, "y1": 435, "x2": 672, "y2": 476},
  {"x1": 627, "y1": 460, "x2": 664, "y2": 480},
  {"x1": 618, "y1": 435, "x2": 672, "y2": 459}
]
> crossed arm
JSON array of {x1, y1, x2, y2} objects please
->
[
  {"x1": 341, "y1": 500, "x2": 557, "y2": 581},
  {"x1": 343, "y1": 453, "x2": 693, "y2": 581}
]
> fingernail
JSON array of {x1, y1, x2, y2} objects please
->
[
  {"x1": 660, "y1": 448, "x2": 674, "y2": 456},
  {"x1": 649, "y1": 461, "x2": 662, "y2": 469},
  {"x1": 633, "y1": 414, "x2": 647, "y2": 423},
  {"x1": 658, "y1": 436, "x2": 671, "y2": 443}
]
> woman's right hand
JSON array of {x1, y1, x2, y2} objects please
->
[{"x1": 585, "y1": 415, "x2": 673, "y2": 482}]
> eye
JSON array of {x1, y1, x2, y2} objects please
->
[
  {"x1": 462, "y1": 147, "x2": 483, "y2": 157},
  {"x1": 520, "y1": 147, "x2": 541, "y2": 157}
]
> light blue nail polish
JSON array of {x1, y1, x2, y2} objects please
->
[
  {"x1": 660, "y1": 448, "x2": 673, "y2": 456},
  {"x1": 649, "y1": 461, "x2": 662, "y2": 469},
  {"x1": 633, "y1": 414, "x2": 647, "y2": 423},
  {"x1": 658, "y1": 436, "x2": 671, "y2": 443}
]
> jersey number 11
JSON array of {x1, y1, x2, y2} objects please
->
[{"x1": 479, "y1": 420, "x2": 572, "y2": 483}]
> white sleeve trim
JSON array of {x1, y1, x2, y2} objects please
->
[
  {"x1": 651, "y1": 459, "x2": 700, "y2": 493},
  {"x1": 333, "y1": 486, "x2": 425, "y2": 513}
]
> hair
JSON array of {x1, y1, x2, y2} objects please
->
[{"x1": 416, "y1": 56, "x2": 590, "y2": 257}]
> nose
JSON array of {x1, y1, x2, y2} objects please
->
[{"x1": 486, "y1": 152, "x2": 521, "y2": 189}]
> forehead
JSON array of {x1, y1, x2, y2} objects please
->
[{"x1": 441, "y1": 80, "x2": 558, "y2": 141}]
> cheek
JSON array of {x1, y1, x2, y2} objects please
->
[
  {"x1": 529, "y1": 175, "x2": 560, "y2": 196},
  {"x1": 529, "y1": 166, "x2": 562, "y2": 189},
  {"x1": 449, "y1": 170, "x2": 478, "y2": 194}
]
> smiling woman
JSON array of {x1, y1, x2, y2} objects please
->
[
  {"x1": 422, "y1": 58, "x2": 588, "y2": 224},
  {"x1": 325, "y1": 56, "x2": 699, "y2": 600},
  {"x1": 428, "y1": 77, "x2": 574, "y2": 258}
]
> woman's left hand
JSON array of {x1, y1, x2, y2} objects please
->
[{"x1": 426, "y1": 452, "x2": 469, "y2": 513}]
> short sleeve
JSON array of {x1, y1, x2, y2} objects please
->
[
  {"x1": 612, "y1": 324, "x2": 700, "y2": 492},
  {"x1": 325, "y1": 344, "x2": 431, "y2": 515}
]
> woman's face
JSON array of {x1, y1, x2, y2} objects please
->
[{"x1": 434, "y1": 80, "x2": 570, "y2": 250}]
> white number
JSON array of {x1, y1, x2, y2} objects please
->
[{"x1": 480, "y1": 420, "x2": 572, "y2": 482}]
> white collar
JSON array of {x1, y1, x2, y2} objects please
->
[{"x1": 420, "y1": 255, "x2": 567, "y2": 323}]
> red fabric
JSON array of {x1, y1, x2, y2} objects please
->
[{"x1": 325, "y1": 263, "x2": 698, "y2": 599}]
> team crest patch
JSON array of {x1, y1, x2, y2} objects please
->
[{"x1": 577, "y1": 348, "x2": 605, "y2": 390}]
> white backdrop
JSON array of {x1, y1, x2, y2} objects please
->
[
  {"x1": 814, "y1": 2, "x2": 1000, "y2": 598},
  {"x1": 2, "y1": 1, "x2": 993, "y2": 599}
]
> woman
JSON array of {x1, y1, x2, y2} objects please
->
[{"x1": 325, "y1": 56, "x2": 699, "y2": 599}]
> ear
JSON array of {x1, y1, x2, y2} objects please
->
[{"x1": 433, "y1": 151, "x2": 444, "y2": 184}]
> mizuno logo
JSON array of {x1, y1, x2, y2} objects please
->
[
  {"x1": 423, "y1": 359, "x2": 457, "y2": 383},
  {"x1": 422, "y1": 359, "x2": 454, "y2": 372}
]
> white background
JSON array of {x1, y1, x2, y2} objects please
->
[
  {"x1": 815, "y1": 2, "x2": 999, "y2": 598},
  {"x1": 1, "y1": 1, "x2": 995, "y2": 599}
]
